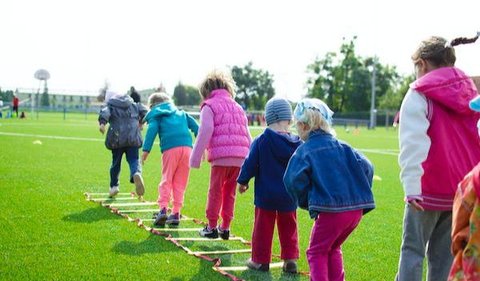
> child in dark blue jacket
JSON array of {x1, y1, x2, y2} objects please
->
[
  {"x1": 284, "y1": 98, "x2": 375, "y2": 281},
  {"x1": 237, "y1": 97, "x2": 303, "y2": 274}
]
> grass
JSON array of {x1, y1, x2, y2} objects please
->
[{"x1": 0, "y1": 113, "x2": 405, "y2": 280}]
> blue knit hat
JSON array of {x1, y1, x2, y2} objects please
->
[{"x1": 265, "y1": 97, "x2": 293, "y2": 126}]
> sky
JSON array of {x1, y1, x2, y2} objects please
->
[{"x1": 0, "y1": 0, "x2": 479, "y2": 101}]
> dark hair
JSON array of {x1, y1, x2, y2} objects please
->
[{"x1": 411, "y1": 34, "x2": 479, "y2": 67}]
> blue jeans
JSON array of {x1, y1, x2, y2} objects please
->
[
  {"x1": 110, "y1": 147, "x2": 141, "y2": 188},
  {"x1": 395, "y1": 205, "x2": 453, "y2": 281}
]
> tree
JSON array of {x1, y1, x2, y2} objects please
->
[
  {"x1": 173, "y1": 82, "x2": 187, "y2": 106},
  {"x1": 306, "y1": 37, "x2": 404, "y2": 113},
  {"x1": 173, "y1": 82, "x2": 201, "y2": 106},
  {"x1": 185, "y1": 85, "x2": 201, "y2": 105},
  {"x1": 231, "y1": 62, "x2": 275, "y2": 110},
  {"x1": 378, "y1": 74, "x2": 414, "y2": 111}
]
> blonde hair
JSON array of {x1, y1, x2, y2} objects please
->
[
  {"x1": 412, "y1": 34, "x2": 479, "y2": 67},
  {"x1": 148, "y1": 92, "x2": 170, "y2": 108},
  {"x1": 296, "y1": 108, "x2": 335, "y2": 140},
  {"x1": 198, "y1": 70, "x2": 237, "y2": 100}
]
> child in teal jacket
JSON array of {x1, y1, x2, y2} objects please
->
[{"x1": 142, "y1": 92, "x2": 199, "y2": 226}]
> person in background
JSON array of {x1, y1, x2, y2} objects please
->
[
  {"x1": 12, "y1": 94, "x2": 19, "y2": 117},
  {"x1": 284, "y1": 98, "x2": 375, "y2": 281},
  {"x1": 190, "y1": 70, "x2": 251, "y2": 240},
  {"x1": 237, "y1": 97, "x2": 302, "y2": 273},
  {"x1": 98, "y1": 91, "x2": 148, "y2": 199},
  {"x1": 396, "y1": 33, "x2": 480, "y2": 281},
  {"x1": 130, "y1": 86, "x2": 141, "y2": 103},
  {"x1": 142, "y1": 91, "x2": 199, "y2": 227}
]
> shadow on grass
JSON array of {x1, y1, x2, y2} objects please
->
[
  {"x1": 111, "y1": 234, "x2": 177, "y2": 256},
  {"x1": 62, "y1": 206, "x2": 121, "y2": 223}
]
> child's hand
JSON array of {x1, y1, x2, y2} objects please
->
[
  {"x1": 238, "y1": 184, "x2": 249, "y2": 194},
  {"x1": 409, "y1": 200, "x2": 424, "y2": 211},
  {"x1": 142, "y1": 151, "x2": 149, "y2": 163},
  {"x1": 99, "y1": 124, "x2": 106, "y2": 134}
]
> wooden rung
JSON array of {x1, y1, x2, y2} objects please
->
[
  {"x1": 117, "y1": 209, "x2": 160, "y2": 213},
  {"x1": 104, "y1": 202, "x2": 157, "y2": 207},
  {"x1": 152, "y1": 227, "x2": 199, "y2": 231},
  {"x1": 86, "y1": 192, "x2": 133, "y2": 196},
  {"x1": 139, "y1": 217, "x2": 194, "y2": 222},
  {"x1": 90, "y1": 197, "x2": 138, "y2": 202},
  {"x1": 215, "y1": 262, "x2": 284, "y2": 272},
  {"x1": 192, "y1": 249, "x2": 251, "y2": 255},
  {"x1": 166, "y1": 237, "x2": 244, "y2": 242}
]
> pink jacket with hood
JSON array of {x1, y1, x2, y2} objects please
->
[{"x1": 399, "y1": 67, "x2": 480, "y2": 210}]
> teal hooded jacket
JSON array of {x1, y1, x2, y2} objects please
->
[{"x1": 142, "y1": 102, "x2": 199, "y2": 153}]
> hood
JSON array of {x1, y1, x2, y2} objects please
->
[
  {"x1": 264, "y1": 128, "x2": 302, "y2": 163},
  {"x1": 144, "y1": 102, "x2": 177, "y2": 121},
  {"x1": 411, "y1": 67, "x2": 478, "y2": 115},
  {"x1": 107, "y1": 94, "x2": 134, "y2": 109}
]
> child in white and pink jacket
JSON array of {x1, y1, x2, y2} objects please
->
[
  {"x1": 396, "y1": 34, "x2": 480, "y2": 281},
  {"x1": 190, "y1": 70, "x2": 251, "y2": 240}
]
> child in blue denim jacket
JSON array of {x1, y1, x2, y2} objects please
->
[{"x1": 284, "y1": 98, "x2": 375, "y2": 281}]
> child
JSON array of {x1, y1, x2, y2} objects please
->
[
  {"x1": 448, "y1": 93, "x2": 480, "y2": 281},
  {"x1": 396, "y1": 34, "x2": 480, "y2": 281},
  {"x1": 190, "y1": 70, "x2": 251, "y2": 239},
  {"x1": 142, "y1": 92, "x2": 199, "y2": 227},
  {"x1": 283, "y1": 98, "x2": 375, "y2": 281},
  {"x1": 98, "y1": 91, "x2": 148, "y2": 198},
  {"x1": 237, "y1": 97, "x2": 302, "y2": 273}
]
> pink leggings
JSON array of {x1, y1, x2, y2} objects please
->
[
  {"x1": 158, "y1": 147, "x2": 191, "y2": 214},
  {"x1": 206, "y1": 166, "x2": 240, "y2": 230},
  {"x1": 307, "y1": 210, "x2": 363, "y2": 281}
]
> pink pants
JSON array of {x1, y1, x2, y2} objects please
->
[
  {"x1": 251, "y1": 207, "x2": 299, "y2": 264},
  {"x1": 307, "y1": 210, "x2": 363, "y2": 281},
  {"x1": 206, "y1": 166, "x2": 240, "y2": 230},
  {"x1": 158, "y1": 146, "x2": 191, "y2": 214}
]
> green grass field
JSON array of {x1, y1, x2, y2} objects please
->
[{"x1": 0, "y1": 113, "x2": 405, "y2": 281}]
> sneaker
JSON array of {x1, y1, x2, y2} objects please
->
[
  {"x1": 218, "y1": 227, "x2": 230, "y2": 240},
  {"x1": 133, "y1": 172, "x2": 145, "y2": 196},
  {"x1": 199, "y1": 225, "x2": 218, "y2": 239},
  {"x1": 109, "y1": 186, "x2": 119, "y2": 197},
  {"x1": 153, "y1": 208, "x2": 168, "y2": 227},
  {"x1": 166, "y1": 213, "x2": 180, "y2": 226},
  {"x1": 246, "y1": 259, "x2": 269, "y2": 272},
  {"x1": 282, "y1": 260, "x2": 298, "y2": 274}
]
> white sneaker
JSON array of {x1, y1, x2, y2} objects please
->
[
  {"x1": 109, "y1": 186, "x2": 119, "y2": 197},
  {"x1": 133, "y1": 173, "x2": 145, "y2": 196}
]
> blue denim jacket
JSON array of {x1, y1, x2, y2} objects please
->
[{"x1": 283, "y1": 129, "x2": 375, "y2": 219}]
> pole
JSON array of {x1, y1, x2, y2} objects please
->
[{"x1": 369, "y1": 61, "x2": 376, "y2": 129}]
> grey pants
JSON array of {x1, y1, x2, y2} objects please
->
[{"x1": 395, "y1": 205, "x2": 453, "y2": 281}]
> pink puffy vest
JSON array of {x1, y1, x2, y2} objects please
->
[
  {"x1": 201, "y1": 89, "x2": 250, "y2": 162},
  {"x1": 412, "y1": 67, "x2": 480, "y2": 210}
]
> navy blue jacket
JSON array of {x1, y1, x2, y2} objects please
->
[
  {"x1": 284, "y1": 129, "x2": 375, "y2": 219},
  {"x1": 237, "y1": 128, "x2": 303, "y2": 212}
]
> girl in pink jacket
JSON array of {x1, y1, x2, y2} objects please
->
[
  {"x1": 190, "y1": 70, "x2": 251, "y2": 240},
  {"x1": 396, "y1": 33, "x2": 480, "y2": 281}
]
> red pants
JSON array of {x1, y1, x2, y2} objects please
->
[
  {"x1": 206, "y1": 166, "x2": 240, "y2": 229},
  {"x1": 251, "y1": 207, "x2": 299, "y2": 264}
]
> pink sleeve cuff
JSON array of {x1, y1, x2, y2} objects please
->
[{"x1": 405, "y1": 195, "x2": 423, "y2": 203}]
